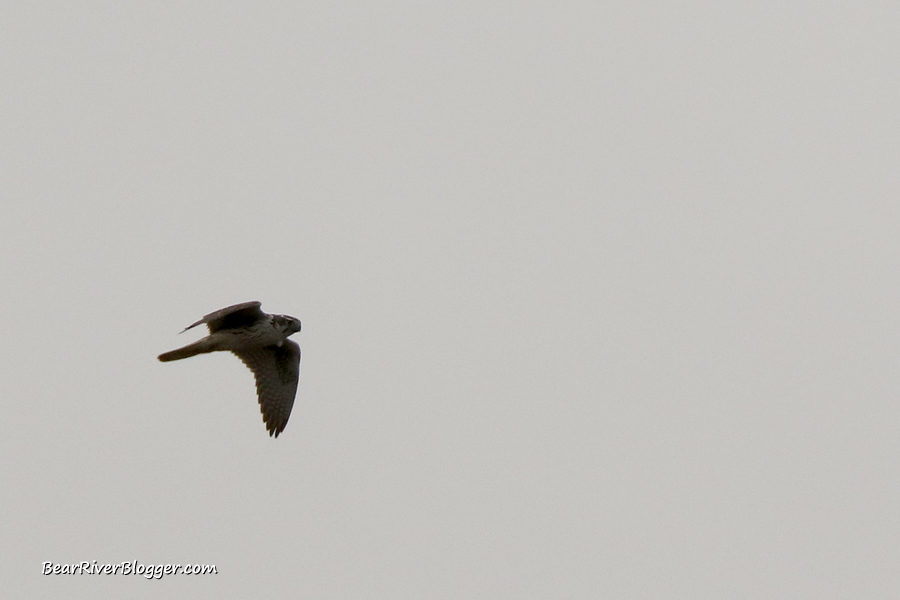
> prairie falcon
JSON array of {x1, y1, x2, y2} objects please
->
[{"x1": 158, "y1": 301, "x2": 302, "y2": 437}]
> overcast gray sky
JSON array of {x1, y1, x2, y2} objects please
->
[{"x1": 2, "y1": 1, "x2": 899, "y2": 598}]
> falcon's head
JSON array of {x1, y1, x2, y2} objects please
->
[{"x1": 273, "y1": 315, "x2": 302, "y2": 337}]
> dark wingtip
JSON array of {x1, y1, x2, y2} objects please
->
[
  {"x1": 267, "y1": 422, "x2": 286, "y2": 438},
  {"x1": 180, "y1": 321, "x2": 202, "y2": 334}
]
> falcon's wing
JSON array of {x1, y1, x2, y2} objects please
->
[
  {"x1": 181, "y1": 301, "x2": 265, "y2": 334},
  {"x1": 232, "y1": 340, "x2": 301, "y2": 438}
]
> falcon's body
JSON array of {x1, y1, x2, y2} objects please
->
[{"x1": 158, "y1": 301, "x2": 302, "y2": 437}]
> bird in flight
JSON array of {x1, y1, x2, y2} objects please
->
[{"x1": 158, "y1": 301, "x2": 302, "y2": 437}]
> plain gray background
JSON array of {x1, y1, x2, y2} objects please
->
[{"x1": 2, "y1": 1, "x2": 898, "y2": 597}]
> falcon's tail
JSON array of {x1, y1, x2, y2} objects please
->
[{"x1": 158, "y1": 338, "x2": 217, "y2": 362}]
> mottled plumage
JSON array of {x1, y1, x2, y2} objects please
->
[{"x1": 159, "y1": 301, "x2": 302, "y2": 437}]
